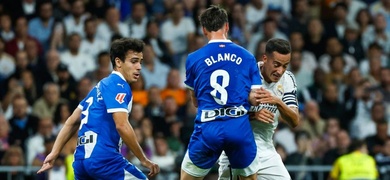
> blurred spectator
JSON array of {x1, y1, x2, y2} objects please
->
[
  {"x1": 5, "y1": 16, "x2": 43, "y2": 58},
  {"x1": 343, "y1": 0, "x2": 367, "y2": 24},
  {"x1": 0, "y1": 114, "x2": 9, "y2": 160},
  {"x1": 28, "y1": 0, "x2": 54, "y2": 50},
  {"x1": 63, "y1": 0, "x2": 89, "y2": 38},
  {"x1": 0, "y1": 37, "x2": 15, "y2": 82},
  {"x1": 244, "y1": 0, "x2": 267, "y2": 34},
  {"x1": 229, "y1": 3, "x2": 249, "y2": 46},
  {"x1": 341, "y1": 22, "x2": 365, "y2": 63},
  {"x1": 319, "y1": 83, "x2": 346, "y2": 126},
  {"x1": 85, "y1": 51, "x2": 111, "y2": 85},
  {"x1": 298, "y1": 67, "x2": 326, "y2": 104},
  {"x1": 60, "y1": 33, "x2": 96, "y2": 81},
  {"x1": 289, "y1": 50, "x2": 313, "y2": 91},
  {"x1": 378, "y1": 68, "x2": 390, "y2": 103},
  {"x1": 0, "y1": 13, "x2": 14, "y2": 42},
  {"x1": 0, "y1": 78, "x2": 25, "y2": 119},
  {"x1": 52, "y1": 0, "x2": 71, "y2": 20},
  {"x1": 366, "y1": 120, "x2": 390, "y2": 156},
  {"x1": 32, "y1": 82, "x2": 65, "y2": 119},
  {"x1": 20, "y1": 70, "x2": 37, "y2": 106},
  {"x1": 145, "y1": 86, "x2": 164, "y2": 119},
  {"x1": 275, "y1": 143, "x2": 287, "y2": 163},
  {"x1": 79, "y1": 17, "x2": 108, "y2": 59},
  {"x1": 129, "y1": 103, "x2": 145, "y2": 127},
  {"x1": 325, "y1": 56, "x2": 348, "y2": 88},
  {"x1": 96, "y1": 6, "x2": 129, "y2": 43},
  {"x1": 323, "y1": 130, "x2": 351, "y2": 165},
  {"x1": 355, "y1": 8, "x2": 374, "y2": 37},
  {"x1": 370, "y1": 0, "x2": 390, "y2": 32},
  {"x1": 52, "y1": 102, "x2": 70, "y2": 135},
  {"x1": 324, "y1": 2, "x2": 349, "y2": 39},
  {"x1": 142, "y1": 19, "x2": 173, "y2": 67},
  {"x1": 161, "y1": 2, "x2": 195, "y2": 68},
  {"x1": 34, "y1": 50, "x2": 61, "y2": 96},
  {"x1": 289, "y1": 0, "x2": 310, "y2": 35},
  {"x1": 160, "y1": 69, "x2": 187, "y2": 107},
  {"x1": 26, "y1": 117, "x2": 54, "y2": 166},
  {"x1": 50, "y1": 21, "x2": 67, "y2": 52},
  {"x1": 8, "y1": 95, "x2": 39, "y2": 149},
  {"x1": 285, "y1": 130, "x2": 319, "y2": 179},
  {"x1": 263, "y1": 0, "x2": 291, "y2": 17},
  {"x1": 359, "y1": 42, "x2": 388, "y2": 80},
  {"x1": 141, "y1": 44, "x2": 170, "y2": 90},
  {"x1": 318, "y1": 37, "x2": 357, "y2": 74},
  {"x1": 329, "y1": 140, "x2": 378, "y2": 180},
  {"x1": 247, "y1": 17, "x2": 288, "y2": 54},
  {"x1": 56, "y1": 63, "x2": 77, "y2": 103},
  {"x1": 25, "y1": 38, "x2": 44, "y2": 70},
  {"x1": 3, "y1": 0, "x2": 37, "y2": 21},
  {"x1": 130, "y1": 75, "x2": 148, "y2": 107},
  {"x1": 303, "y1": 18, "x2": 327, "y2": 59},
  {"x1": 375, "y1": 138, "x2": 390, "y2": 178},
  {"x1": 317, "y1": 118, "x2": 341, "y2": 157},
  {"x1": 351, "y1": 96, "x2": 386, "y2": 140},
  {"x1": 127, "y1": 1, "x2": 148, "y2": 39},
  {"x1": 0, "y1": 146, "x2": 27, "y2": 180},
  {"x1": 362, "y1": 13, "x2": 390, "y2": 55},
  {"x1": 301, "y1": 100, "x2": 326, "y2": 140},
  {"x1": 152, "y1": 96, "x2": 181, "y2": 138},
  {"x1": 151, "y1": 134, "x2": 178, "y2": 180},
  {"x1": 289, "y1": 31, "x2": 317, "y2": 74},
  {"x1": 85, "y1": 0, "x2": 109, "y2": 20}
]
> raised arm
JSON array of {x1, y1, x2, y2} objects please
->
[
  {"x1": 37, "y1": 107, "x2": 81, "y2": 174},
  {"x1": 113, "y1": 112, "x2": 160, "y2": 177}
]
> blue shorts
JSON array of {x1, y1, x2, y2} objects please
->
[
  {"x1": 73, "y1": 155, "x2": 147, "y2": 180},
  {"x1": 187, "y1": 118, "x2": 257, "y2": 169}
]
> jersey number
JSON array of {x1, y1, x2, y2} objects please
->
[{"x1": 210, "y1": 70, "x2": 230, "y2": 105}]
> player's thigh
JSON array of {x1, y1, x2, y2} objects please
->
[{"x1": 258, "y1": 153, "x2": 290, "y2": 180}]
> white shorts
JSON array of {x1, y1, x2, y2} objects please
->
[
  {"x1": 182, "y1": 150, "x2": 260, "y2": 178},
  {"x1": 218, "y1": 150, "x2": 290, "y2": 180}
]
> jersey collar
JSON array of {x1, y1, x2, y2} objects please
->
[
  {"x1": 112, "y1": 71, "x2": 126, "y2": 81},
  {"x1": 208, "y1": 39, "x2": 232, "y2": 43}
]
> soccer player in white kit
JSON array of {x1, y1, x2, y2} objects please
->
[{"x1": 218, "y1": 38, "x2": 300, "y2": 180}]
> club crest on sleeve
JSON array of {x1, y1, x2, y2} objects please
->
[{"x1": 115, "y1": 93, "x2": 126, "y2": 104}]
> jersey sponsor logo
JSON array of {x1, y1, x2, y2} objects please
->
[
  {"x1": 249, "y1": 103, "x2": 278, "y2": 114},
  {"x1": 115, "y1": 93, "x2": 126, "y2": 104},
  {"x1": 201, "y1": 105, "x2": 248, "y2": 122},
  {"x1": 77, "y1": 134, "x2": 94, "y2": 146}
]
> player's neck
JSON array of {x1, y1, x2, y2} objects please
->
[{"x1": 207, "y1": 30, "x2": 228, "y2": 41}]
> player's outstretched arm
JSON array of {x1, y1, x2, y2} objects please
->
[
  {"x1": 37, "y1": 108, "x2": 82, "y2": 174},
  {"x1": 113, "y1": 112, "x2": 160, "y2": 177}
]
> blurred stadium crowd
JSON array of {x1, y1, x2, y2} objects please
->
[{"x1": 0, "y1": 0, "x2": 390, "y2": 179}]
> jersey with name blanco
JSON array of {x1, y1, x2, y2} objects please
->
[
  {"x1": 74, "y1": 71, "x2": 132, "y2": 160},
  {"x1": 185, "y1": 40, "x2": 262, "y2": 123},
  {"x1": 250, "y1": 62, "x2": 298, "y2": 151}
]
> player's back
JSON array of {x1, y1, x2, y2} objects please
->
[
  {"x1": 74, "y1": 72, "x2": 131, "y2": 160},
  {"x1": 185, "y1": 40, "x2": 260, "y2": 123}
]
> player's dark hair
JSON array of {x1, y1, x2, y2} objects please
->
[
  {"x1": 265, "y1": 38, "x2": 291, "y2": 55},
  {"x1": 110, "y1": 38, "x2": 145, "y2": 69},
  {"x1": 348, "y1": 139, "x2": 366, "y2": 153},
  {"x1": 198, "y1": 5, "x2": 228, "y2": 32}
]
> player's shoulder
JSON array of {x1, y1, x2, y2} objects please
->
[{"x1": 280, "y1": 70, "x2": 297, "y2": 88}]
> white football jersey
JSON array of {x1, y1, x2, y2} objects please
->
[{"x1": 250, "y1": 62, "x2": 298, "y2": 151}]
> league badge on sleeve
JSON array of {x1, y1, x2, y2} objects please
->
[{"x1": 115, "y1": 93, "x2": 126, "y2": 104}]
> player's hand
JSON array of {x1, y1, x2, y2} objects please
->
[
  {"x1": 254, "y1": 109, "x2": 274, "y2": 123},
  {"x1": 37, "y1": 152, "x2": 57, "y2": 174},
  {"x1": 141, "y1": 159, "x2": 160, "y2": 178},
  {"x1": 257, "y1": 87, "x2": 280, "y2": 105}
]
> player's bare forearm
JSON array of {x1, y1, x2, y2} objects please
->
[
  {"x1": 113, "y1": 112, "x2": 147, "y2": 163},
  {"x1": 51, "y1": 108, "x2": 82, "y2": 156},
  {"x1": 189, "y1": 89, "x2": 198, "y2": 108},
  {"x1": 276, "y1": 100, "x2": 299, "y2": 128}
]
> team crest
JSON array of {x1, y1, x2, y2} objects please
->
[
  {"x1": 115, "y1": 93, "x2": 126, "y2": 104},
  {"x1": 275, "y1": 84, "x2": 284, "y2": 96}
]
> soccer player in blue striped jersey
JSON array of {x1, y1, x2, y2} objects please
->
[
  {"x1": 219, "y1": 38, "x2": 300, "y2": 180},
  {"x1": 37, "y1": 38, "x2": 160, "y2": 179},
  {"x1": 180, "y1": 5, "x2": 263, "y2": 180}
]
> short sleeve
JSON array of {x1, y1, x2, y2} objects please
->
[
  {"x1": 101, "y1": 82, "x2": 131, "y2": 113},
  {"x1": 282, "y1": 71, "x2": 298, "y2": 107},
  {"x1": 184, "y1": 55, "x2": 194, "y2": 90},
  {"x1": 330, "y1": 159, "x2": 341, "y2": 179},
  {"x1": 77, "y1": 98, "x2": 86, "y2": 110}
]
